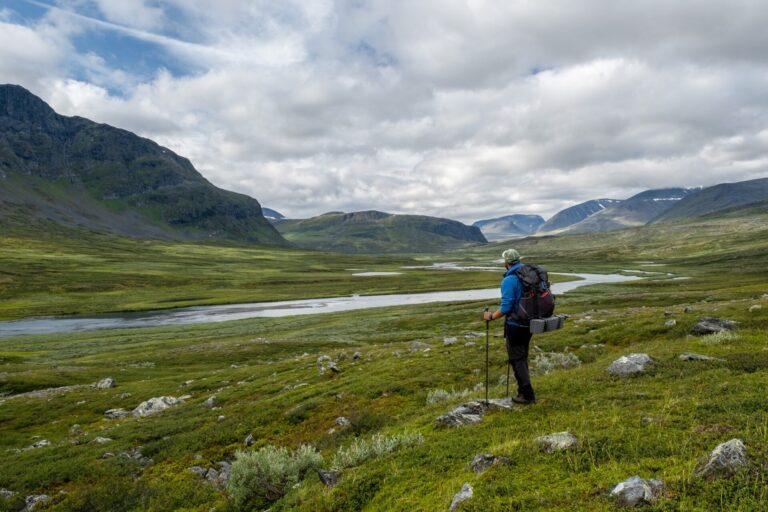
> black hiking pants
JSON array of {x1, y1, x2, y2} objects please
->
[{"x1": 505, "y1": 323, "x2": 535, "y2": 400}]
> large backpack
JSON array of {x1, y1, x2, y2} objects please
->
[{"x1": 506, "y1": 264, "x2": 555, "y2": 325}]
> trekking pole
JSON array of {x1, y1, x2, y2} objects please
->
[
  {"x1": 484, "y1": 307, "x2": 490, "y2": 405},
  {"x1": 506, "y1": 361, "x2": 511, "y2": 398}
]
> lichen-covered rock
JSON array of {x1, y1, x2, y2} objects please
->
[
  {"x1": 470, "y1": 453, "x2": 510, "y2": 473},
  {"x1": 449, "y1": 483, "x2": 473, "y2": 511},
  {"x1": 695, "y1": 439, "x2": 748, "y2": 478},
  {"x1": 352, "y1": 351, "x2": 362, "y2": 360},
  {"x1": 91, "y1": 437, "x2": 112, "y2": 444},
  {"x1": 105, "y1": 408, "x2": 130, "y2": 419},
  {"x1": 443, "y1": 337, "x2": 458, "y2": 346},
  {"x1": 96, "y1": 377, "x2": 116, "y2": 389},
  {"x1": 410, "y1": 341, "x2": 431, "y2": 352},
  {"x1": 0, "y1": 488, "x2": 15, "y2": 499},
  {"x1": 335, "y1": 416, "x2": 351, "y2": 427},
  {"x1": 203, "y1": 396, "x2": 216, "y2": 408},
  {"x1": 610, "y1": 476, "x2": 664, "y2": 507},
  {"x1": 679, "y1": 352, "x2": 722, "y2": 362},
  {"x1": 188, "y1": 466, "x2": 207, "y2": 478},
  {"x1": 29, "y1": 439, "x2": 50, "y2": 449},
  {"x1": 317, "y1": 469, "x2": 339, "y2": 486},
  {"x1": 535, "y1": 432, "x2": 578, "y2": 453},
  {"x1": 132, "y1": 396, "x2": 179, "y2": 417},
  {"x1": 244, "y1": 433, "x2": 255, "y2": 446},
  {"x1": 665, "y1": 319, "x2": 677, "y2": 328},
  {"x1": 692, "y1": 317, "x2": 737, "y2": 335},
  {"x1": 23, "y1": 495, "x2": 50, "y2": 511},
  {"x1": 436, "y1": 401, "x2": 485, "y2": 427},
  {"x1": 607, "y1": 353, "x2": 653, "y2": 377}
]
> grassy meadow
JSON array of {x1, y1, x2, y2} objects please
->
[{"x1": 1, "y1": 211, "x2": 767, "y2": 511}]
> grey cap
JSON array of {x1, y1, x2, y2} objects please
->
[{"x1": 502, "y1": 248, "x2": 522, "y2": 264}]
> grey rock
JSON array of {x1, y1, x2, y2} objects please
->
[
  {"x1": 641, "y1": 416, "x2": 663, "y2": 426},
  {"x1": 696, "y1": 439, "x2": 748, "y2": 478},
  {"x1": 692, "y1": 317, "x2": 737, "y2": 335},
  {"x1": 443, "y1": 337, "x2": 458, "y2": 346},
  {"x1": 664, "y1": 311, "x2": 673, "y2": 317},
  {"x1": 244, "y1": 433, "x2": 255, "y2": 446},
  {"x1": 30, "y1": 439, "x2": 50, "y2": 449},
  {"x1": 535, "y1": 432, "x2": 578, "y2": 453},
  {"x1": 679, "y1": 352, "x2": 722, "y2": 362},
  {"x1": 610, "y1": 476, "x2": 664, "y2": 507},
  {"x1": 449, "y1": 483, "x2": 473, "y2": 511},
  {"x1": 665, "y1": 319, "x2": 677, "y2": 328},
  {"x1": 317, "y1": 469, "x2": 339, "y2": 486},
  {"x1": 203, "y1": 396, "x2": 216, "y2": 408},
  {"x1": 317, "y1": 355, "x2": 331, "y2": 366},
  {"x1": 436, "y1": 401, "x2": 484, "y2": 427},
  {"x1": 132, "y1": 396, "x2": 179, "y2": 417},
  {"x1": 23, "y1": 495, "x2": 50, "y2": 511},
  {"x1": 104, "y1": 408, "x2": 130, "y2": 419},
  {"x1": 188, "y1": 466, "x2": 207, "y2": 478},
  {"x1": 684, "y1": 306, "x2": 695, "y2": 313},
  {"x1": 607, "y1": 353, "x2": 653, "y2": 377},
  {"x1": 0, "y1": 488, "x2": 16, "y2": 499},
  {"x1": 91, "y1": 436, "x2": 112, "y2": 444},
  {"x1": 749, "y1": 305, "x2": 762, "y2": 313},
  {"x1": 99, "y1": 452, "x2": 115, "y2": 459},
  {"x1": 68, "y1": 424, "x2": 82, "y2": 435},
  {"x1": 121, "y1": 447, "x2": 152, "y2": 465},
  {"x1": 352, "y1": 351, "x2": 362, "y2": 360},
  {"x1": 205, "y1": 468, "x2": 220, "y2": 481},
  {"x1": 328, "y1": 361, "x2": 340, "y2": 373},
  {"x1": 464, "y1": 342, "x2": 477, "y2": 347},
  {"x1": 217, "y1": 415, "x2": 226, "y2": 422},
  {"x1": 470, "y1": 453, "x2": 510, "y2": 473},
  {"x1": 410, "y1": 341, "x2": 431, "y2": 352},
  {"x1": 392, "y1": 350, "x2": 403, "y2": 357},
  {"x1": 464, "y1": 331, "x2": 483, "y2": 339},
  {"x1": 96, "y1": 377, "x2": 116, "y2": 389},
  {"x1": 335, "y1": 416, "x2": 351, "y2": 427}
]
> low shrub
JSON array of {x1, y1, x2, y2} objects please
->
[
  {"x1": 425, "y1": 388, "x2": 472, "y2": 405},
  {"x1": 331, "y1": 432, "x2": 424, "y2": 471}
]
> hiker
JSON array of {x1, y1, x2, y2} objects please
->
[{"x1": 482, "y1": 248, "x2": 536, "y2": 405}]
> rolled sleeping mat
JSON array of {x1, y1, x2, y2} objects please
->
[
  {"x1": 529, "y1": 315, "x2": 567, "y2": 334},
  {"x1": 529, "y1": 319, "x2": 547, "y2": 334}
]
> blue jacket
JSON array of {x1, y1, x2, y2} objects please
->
[{"x1": 499, "y1": 262, "x2": 524, "y2": 326}]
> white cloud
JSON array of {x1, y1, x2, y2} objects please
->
[{"x1": 2, "y1": 1, "x2": 768, "y2": 222}]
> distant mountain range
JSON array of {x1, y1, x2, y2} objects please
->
[
  {"x1": 472, "y1": 214, "x2": 544, "y2": 240},
  {"x1": 537, "y1": 199, "x2": 623, "y2": 234},
  {"x1": 273, "y1": 210, "x2": 487, "y2": 253},
  {"x1": 652, "y1": 178, "x2": 768, "y2": 223},
  {"x1": 262, "y1": 208, "x2": 285, "y2": 221},
  {"x1": 0, "y1": 84, "x2": 284, "y2": 245}
]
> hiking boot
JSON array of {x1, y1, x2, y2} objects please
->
[{"x1": 510, "y1": 394, "x2": 536, "y2": 405}]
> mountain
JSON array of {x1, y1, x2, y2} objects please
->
[
  {"x1": 563, "y1": 188, "x2": 696, "y2": 234},
  {"x1": 537, "y1": 199, "x2": 622, "y2": 234},
  {"x1": 652, "y1": 178, "x2": 768, "y2": 223},
  {"x1": 273, "y1": 210, "x2": 487, "y2": 253},
  {"x1": 262, "y1": 208, "x2": 285, "y2": 221},
  {"x1": 0, "y1": 84, "x2": 284, "y2": 245},
  {"x1": 472, "y1": 214, "x2": 545, "y2": 241}
]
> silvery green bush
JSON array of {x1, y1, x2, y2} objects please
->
[{"x1": 331, "y1": 432, "x2": 424, "y2": 470}]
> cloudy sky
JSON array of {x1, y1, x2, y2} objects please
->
[{"x1": 2, "y1": 0, "x2": 768, "y2": 222}]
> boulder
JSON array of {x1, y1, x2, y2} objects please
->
[
  {"x1": 449, "y1": 483, "x2": 473, "y2": 512},
  {"x1": 665, "y1": 319, "x2": 677, "y2": 328},
  {"x1": 443, "y1": 337, "x2": 458, "y2": 346},
  {"x1": 607, "y1": 354, "x2": 653, "y2": 377},
  {"x1": 317, "y1": 469, "x2": 339, "y2": 487},
  {"x1": 695, "y1": 439, "x2": 748, "y2": 478},
  {"x1": 610, "y1": 476, "x2": 664, "y2": 507},
  {"x1": 679, "y1": 352, "x2": 722, "y2": 362},
  {"x1": 132, "y1": 396, "x2": 180, "y2": 417},
  {"x1": 23, "y1": 495, "x2": 50, "y2": 511},
  {"x1": 104, "y1": 408, "x2": 129, "y2": 420},
  {"x1": 436, "y1": 401, "x2": 485, "y2": 427},
  {"x1": 692, "y1": 317, "x2": 737, "y2": 335},
  {"x1": 535, "y1": 432, "x2": 578, "y2": 453},
  {"x1": 470, "y1": 453, "x2": 510, "y2": 473},
  {"x1": 96, "y1": 377, "x2": 116, "y2": 389}
]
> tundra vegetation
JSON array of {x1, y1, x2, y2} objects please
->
[{"x1": 0, "y1": 210, "x2": 767, "y2": 511}]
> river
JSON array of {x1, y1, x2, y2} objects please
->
[{"x1": 0, "y1": 273, "x2": 640, "y2": 338}]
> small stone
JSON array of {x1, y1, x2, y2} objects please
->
[
  {"x1": 203, "y1": 396, "x2": 216, "y2": 408},
  {"x1": 23, "y1": 495, "x2": 50, "y2": 511},
  {"x1": 99, "y1": 452, "x2": 115, "y2": 459},
  {"x1": 749, "y1": 305, "x2": 762, "y2": 313},
  {"x1": 317, "y1": 469, "x2": 339, "y2": 487},
  {"x1": 392, "y1": 350, "x2": 402, "y2": 357},
  {"x1": 335, "y1": 416, "x2": 351, "y2": 427},
  {"x1": 664, "y1": 311, "x2": 673, "y2": 317},
  {"x1": 665, "y1": 319, "x2": 677, "y2": 328},
  {"x1": 692, "y1": 317, "x2": 737, "y2": 335},
  {"x1": 449, "y1": 483, "x2": 473, "y2": 512},
  {"x1": 92, "y1": 436, "x2": 112, "y2": 444},
  {"x1": 470, "y1": 453, "x2": 510, "y2": 473},
  {"x1": 535, "y1": 432, "x2": 578, "y2": 453},
  {"x1": 69, "y1": 424, "x2": 82, "y2": 435},
  {"x1": 410, "y1": 341, "x2": 431, "y2": 352},
  {"x1": 684, "y1": 306, "x2": 695, "y2": 313},
  {"x1": 96, "y1": 377, "x2": 116, "y2": 389},
  {"x1": 205, "y1": 468, "x2": 220, "y2": 481},
  {"x1": 132, "y1": 396, "x2": 179, "y2": 417},
  {"x1": 0, "y1": 488, "x2": 16, "y2": 499},
  {"x1": 695, "y1": 439, "x2": 748, "y2": 478},
  {"x1": 443, "y1": 337, "x2": 458, "y2": 346},
  {"x1": 194, "y1": 454, "x2": 203, "y2": 460},
  {"x1": 352, "y1": 351, "x2": 362, "y2": 360},
  {"x1": 217, "y1": 415, "x2": 225, "y2": 422},
  {"x1": 317, "y1": 355, "x2": 331, "y2": 366},
  {"x1": 30, "y1": 439, "x2": 50, "y2": 449},
  {"x1": 328, "y1": 362, "x2": 340, "y2": 373},
  {"x1": 244, "y1": 434, "x2": 255, "y2": 447},
  {"x1": 188, "y1": 466, "x2": 207, "y2": 478},
  {"x1": 679, "y1": 352, "x2": 722, "y2": 362},
  {"x1": 464, "y1": 342, "x2": 476, "y2": 347},
  {"x1": 641, "y1": 416, "x2": 663, "y2": 426},
  {"x1": 607, "y1": 353, "x2": 653, "y2": 377},
  {"x1": 610, "y1": 476, "x2": 664, "y2": 507},
  {"x1": 180, "y1": 380, "x2": 194, "y2": 387},
  {"x1": 105, "y1": 407, "x2": 130, "y2": 419}
]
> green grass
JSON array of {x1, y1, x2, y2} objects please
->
[{"x1": 0, "y1": 213, "x2": 767, "y2": 510}]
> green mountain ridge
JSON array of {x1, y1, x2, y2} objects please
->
[
  {"x1": 652, "y1": 177, "x2": 768, "y2": 223},
  {"x1": 0, "y1": 84, "x2": 285, "y2": 245},
  {"x1": 274, "y1": 210, "x2": 487, "y2": 253}
]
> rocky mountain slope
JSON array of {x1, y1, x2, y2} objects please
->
[
  {"x1": 652, "y1": 177, "x2": 768, "y2": 223},
  {"x1": 472, "y1": 214, "x2": 545, "y2": 241},
  {"x1": 0, "y1": 84, "x2": 284, "y2": 245},
  {"x1": 537, "y1": 199, "x2": 622, "y2": 234},
  {"x1": 273, "y1": 210, "x2": 487, "y2": 253}
]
